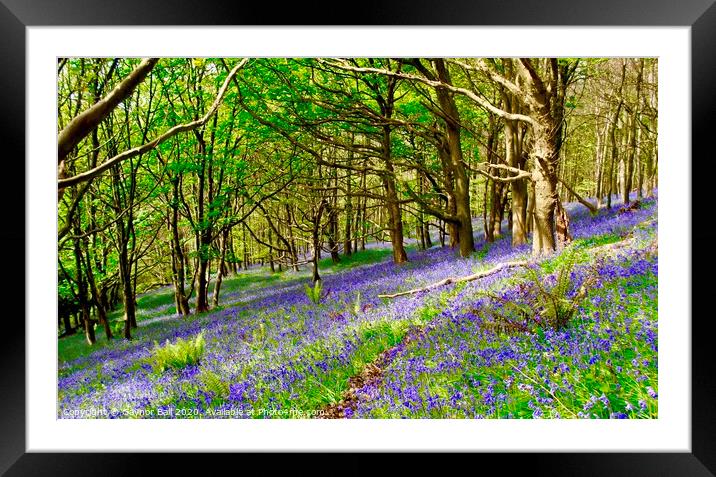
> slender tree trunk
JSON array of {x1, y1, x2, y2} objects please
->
[
  {"x1": 433, "y1": 59, "x2": 475, "y2": 257},
  {"x1": 359, "y1": 163, "x2": 367, "y2": 251},
  {"x1": 194, "y1": 148, "x2": 211, "y2": 313},
  {"x1": 212, "y1": 229, "x2": 228, "y2": 308},
  {"x1": 422, "y1": 176, "x2": 432, "y2": 248},
  {"x1": 423, "y1": 222, "x2": 432, "y2": 248},
  {"x1": 506, "y1": 119, "x2": 528, "y2": 245},
  {"x1": 328, "y1": 164, "x2": 341, "y2": 264},
  {"x1": 416, "y1": 170, "x2": 427, "y2": 250},
  {"x1": 62, "y1": 313, "x2": 74, "y2": 336},
  {"x1": 73, "y1": 230, "x2": 96, "y2": 345},
  {"x1": 110, "y1": 169, "x2": 136, "y2": 336},
  {"x1": 624, "y1": 59, "x2": 644, "y2": 205},
  {"x1": 607, "y1": 61, "x2": 627, "y2": 209},
  {"x1": 311, "y1": 201, "x2": 326, "y2": 284},
  {"x1": 439, "y1": 145, "x2": 459, "y2": 249},
  {"x1": 381, "y1": 127, "x2": 408, "y2": 264},
  {"x1": 526, "y1": 181, "x2": 535, "y2": 234},
  {"x1": 595, "y1": 119, "x2": 605, "y2": 208},
  {"x1": 169, "y1": 177, "x2": 191, "y2": 316},
  {"x1": 83, "y1": 239, "x2": 111, "y2": 340},
  {"x1": 284, "y1": 204, "x2": 299, "y2": 271},
  {"x1": 268, "y1": 225, "x2": 276, "y2": 273},
  {"x1": 636, "y1": 120, "x2": 644, "y2": 199},
  {"x1": 344, "y1": 148, "x2": 353, "y2": 257},
  {"x1": 382, "y1": 173, "x2": 408, "y2": 263},
  {"x1": 483, "y1": 176, "x2": 493, "y2": 243}
]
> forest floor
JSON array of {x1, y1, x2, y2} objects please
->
[{"x1": 58, "y1": 193, "x2": 658, "y2": 419}]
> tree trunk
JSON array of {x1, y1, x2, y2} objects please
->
[
  {"x1": 532, "y1": 172, "x2": 557, "y2": 256},
  {"x1": 530, "y1": 120, "x2": 561, "y2": 257},
  {"x1": 328, "y1": 165, "x2": 341, "y2": 264},
  {"x1": 344, "y1": 148, "x2": 353, "y2": 256},
  {"x1": 284, "y1": 204, "x2": 300, "y2": 271},
  {"x1": 381, "y1": 127, "x2": 408, "y2": 264},
  {"x1": 83, "y1": 238, "x2": 111, "y2": 340},
  {"x1": 311, "y1": 202, "x2": 325, "y2": 284},
  {"x1": 594, "y1": 118, "x2": 606, "y2": 208},
  {"x1": 434, "y1": 59, "x2": 475, "y2": 257},
  {"x1": 526, "y1": 181, "x2": 535, "y2": 234},
  {"x1": 636, "y1": 120, "x2": 644, "y2": 200},
  {"x1": 483, "y1": 176, "x2": 493, "y2": 243},
  {"x1": 73, "y1": 231, "x2": 96, "y2": 345},
  {"x1": 383, "y1": 174, "x2": 408, "y2": 264},
  {"x1": 607, "y1": 60, "x2": 627, "y2": 209},
  {"x1": 505, "y1": 115, "x2": 528, "y2": 246},
  {"x1": 62, "y1": 313, "x2": 74, "y2": 336},
  {"x1": 119, "y1": 263, "x2": 135, "y2": 340},
  {"x1": 624, "y1": 59, "x2": 644, "y2": 205},
  {"x1": 195, "y1": 241, "x2": 210, "y2": 313},
  {"x1": 359, "y1": 164, "x2": 367, "y2": 251},
  {"x1": 268, "y1": 225, "x2": 276, "y2": 273},
  {"x1": 212, "y1": 229, "x2": 228, "y2": 308},
  {"x1": 169, "y1": 177, "x2": 191, "y2": 316},
  {"x1": 555, "y1": 199, "x2": 573, "y2": 247}
]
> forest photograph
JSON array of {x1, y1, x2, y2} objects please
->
[{"x1": 57, "y1": 57, "x2": 658, "y2": 420}]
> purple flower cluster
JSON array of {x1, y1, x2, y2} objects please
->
[{"x1": 58, "y1": 192, "x2": 658, "y2": 419}]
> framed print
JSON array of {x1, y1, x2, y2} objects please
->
[{"x1": 3, "y1": 0, "x2": 714, "y2": 474}]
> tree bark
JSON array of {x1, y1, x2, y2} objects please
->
[
  {"x1": 433, "y1": 59, "x2": 475, "y2": 257},
  {"x1": 380, "y1": 127, "x2": 408, "y2": 264},
  {"x1": 311, "y1": 200, "x2": 327, "y2": 284},
  {"x1": 58, "y1": 58, "x2": 159, "y2": 166},
  {"x1": 73, "y1": 226, "x2": 96, "y2": 345},
  {"x1": 169, "y1": 175, "x2": 191, "y2": 316},
  {"x1": 82, "y1": 237, "x2": 111, "y2": 340},
  {"x1": 607, "y1": 60, "x2": 627, "y2": 209},
  {"x1": 530, "y1": 106, "x2": 562, "y2": 257},
  {"x1": 212, "y1": 228, "x2": 229, "y2": 308},
  {"x1": 505, "y1": 113, "x2": 528, "y2": 245},
  {"x1": 624, "y1": 59, "x2": 644, "y2": 205},
  {"x1": 327, "y1": 163, "x2": 341, "y2": 264}
]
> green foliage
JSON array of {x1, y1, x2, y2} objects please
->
[
  {"x1": 475, "y1": 244, "x2": 490, "y2": 261},
  {"x1": 351, "y1": 292, "x2": 361, "y2": 317},
  {"x1": 318, "y1": 247, "x2": 398, "y2": 271},
  {"x1": 359, "y1": 320, "x2": 407, "y2": 346},
  {"x1": 573, "y1": 233, "x2": 622, "y2": 250},
  {"x1": 248, "y1": 322, "x2": 269, "y2": 353},
  {"x1": 523, "y1": 247, "x2": 596, "y2": 330},
  {"x1": 304, "y1": 279, "x2": 324, "y2": 305},
  {"x1": 111, "y1": 320, "x2": 125, "y2": 337},
  {"x1": 198, "y1": 369, "x2": 231, "y2": 401},
  {"x1": 149, "y1": 332, "x2": 206, "y2": 373}
]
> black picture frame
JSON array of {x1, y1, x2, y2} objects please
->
[{"x1": 2, "y1": 0, "x2": 712, "y2": 474}]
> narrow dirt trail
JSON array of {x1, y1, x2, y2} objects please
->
[{"x1": 319, "y1": 325, "x2": 429, "y2": 418}]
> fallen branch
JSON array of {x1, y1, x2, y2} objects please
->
[
  {"x1": 559, "y1": 178, "x2": 598, "y2": 214},
  {"x1": 378, "y1": 260, "x2": 530, "y2": 299}
]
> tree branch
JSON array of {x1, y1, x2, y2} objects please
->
[
  {"x1": 558, "y1": 178, "x2": 598, "y2": 214},
  {"x1": 58, "y1": 58, "x2": 159, "y2": 164},
  {"x1": 58, "y1": 59, "x2": 249, "y2": 190},
  {"x1": 318, "y1": 59, "x2": 535, "y2": 125}
]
